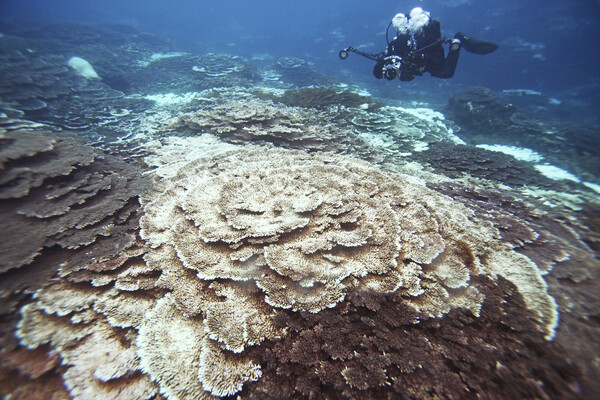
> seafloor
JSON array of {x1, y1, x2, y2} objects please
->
[{"x1": 0, "y1": 22, "x2": 599, "y2": 400}]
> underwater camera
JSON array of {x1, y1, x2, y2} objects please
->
[{"x1": 381, "y1": 55, "x2": 403, "y2": 80}]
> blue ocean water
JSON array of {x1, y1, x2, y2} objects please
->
[{"x1": 2, "y1": 0, "x2": 599, "y2": 117}]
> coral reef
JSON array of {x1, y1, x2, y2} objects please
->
[
  {"x1": 348, "y1": 105, "x2": 463, "y2": 156},
  {"x1": 429, "y1": 180, "x2": 600, "y2": 397},
  {"x1": 0, "y1": 22, "x2": 259, "y2": 147},
  {"x1": 276, "y1": 87, "x2": 381, "y2": 110},
  {"x1": 193, "y1": 53, "x2": 253, "y2": 78},
  {"x1": 242, "y1": 276, "x2": 579, "y2": 399},
  {"x1": 0, "y1": 47, "x2": 139, "y2": 132},
  {"x1": 446, "y1": 87, "x2": 561, "y2": 153},
  {"x1": 0, "y1": 132, "x2": 593, "y2": 399},
  {"x1": 274, "y1": 56, "x2": 325, "y2": 87},
  {"x1": 175, "y1": 99, "x2": 371, "y2": 154},
  {"x1": 0, "y1": 22, "x2": 155, "y2": 138},
  {"x1": 446, "y1": 87, "x2": 600, "y2": 179},
  {"x1": 0, "y1": 130, "x2": 146, "y2": 274},
  {"x1": 0, "y1": 130, "x2": 153, "y2": 398},
  {"x1": 276, "y1": 56, "x2": 306, "y2": 69},
  {"x1": 130, "y1": 52, "x2": 260, "y2": 95},
  {"x1": 174, "y1": 97, "x2": 465, "y2": 163},
  {"x1": 415, "y1": 142, "x2": 558, "y2": 187},
  {"x1": 0, "y1": 112, "x2": 46, "y2": 135},
  {"x1": 561, "y1": 123, "x2": 600, "y2": 178},
  {"x1": 446, "y1": 87, "x2": 518, "y2": 134},
  {"x1": 0, "y1": 20, "x2": 598, "y2": 400}
]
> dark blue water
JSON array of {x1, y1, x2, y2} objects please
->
[{"x1": 2, "y1": 0, "x2": 598, "y2": 101}]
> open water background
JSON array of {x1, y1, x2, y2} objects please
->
[{"x1": 2, "y1": 0, "x2": 599, "y2": 120}]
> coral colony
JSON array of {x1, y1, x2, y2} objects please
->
[{"x1": 0, "y1": 22, "x2": 598, "y2": 400}]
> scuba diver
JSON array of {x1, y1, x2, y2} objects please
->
[{"x1": 339, "y1": 7, "x2": 498, "y2": 81}]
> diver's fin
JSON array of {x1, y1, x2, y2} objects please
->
[{"x1": 456, "y1": 32, "x2": 498, "y2": 54}]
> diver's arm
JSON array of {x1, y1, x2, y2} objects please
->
[{"x1": 373, "y1": 59, "x2": 385, "y2": 79}]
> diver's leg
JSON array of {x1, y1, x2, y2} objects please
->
[
  {"x1": 454, "y1": 32, "x2": 499, "y2": 54},
  {"x1": 430, "y1": 45, "x2": 460, "y2": 79}
]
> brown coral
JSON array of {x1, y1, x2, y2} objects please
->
[
  {"x1": 0, "y1": 130, "x2": 147, "y2": 275},
  {"x1": 0, "y1": 130, "x2": 146, "y2": 312},
  {"x1": 242, "y1": 276, "x2": 581, "y2": 400},
  {"x1": 415, "y1": 141, "x2": 556, "y2": 187},
  {"x1": 0, "y1": 128, "x2": 154, "y2": 399}
]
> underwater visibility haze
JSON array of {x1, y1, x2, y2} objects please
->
[{"x1": 0, "y1": 0, "x2": 599, "y2": 399}]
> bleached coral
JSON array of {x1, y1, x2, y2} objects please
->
[
  {"x1": 141, "y1": 147, "x2": 407, "y2": 314},
  {"x1": 67, "y1": 56, "x2": 100, "y2": 79},
  {"x1": 17, "y1": 301, "x2": 158, "y2": 400},
  {"x1": 350, "y1": 105, "x2": 463, "y2": 156},
  {"x1": 137, "y1": 294, "x2": 211, "y2": 400}
]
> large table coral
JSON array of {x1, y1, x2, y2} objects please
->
[
  {"x1": 1, "y1": 135, "x2": 589, "y2": 399},
  {"x1": 175, "y1": 99, "x2": 361, "y2": 152},
  {"x1": 134, "y1": 142, "x2": 563, "y2": 397}
]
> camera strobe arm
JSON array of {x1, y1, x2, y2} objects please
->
[
  {"x1": 339, "y1": 47, "x2": 383, "y2": 61},
  {"x1": 340, "y1": 38, "x2": 450, "y2": 62}
]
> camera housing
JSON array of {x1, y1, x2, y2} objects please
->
[
  {"x1": 381, "y1": 55, "x2": 403, "y2": 80},
  {"x1": 383, "y1": 66, "x2": 398, "y2": 80}
]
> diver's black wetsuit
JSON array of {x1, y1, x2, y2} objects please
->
[{"x1": 373, "y1": 19, "x2": 460, "y2": 81}]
